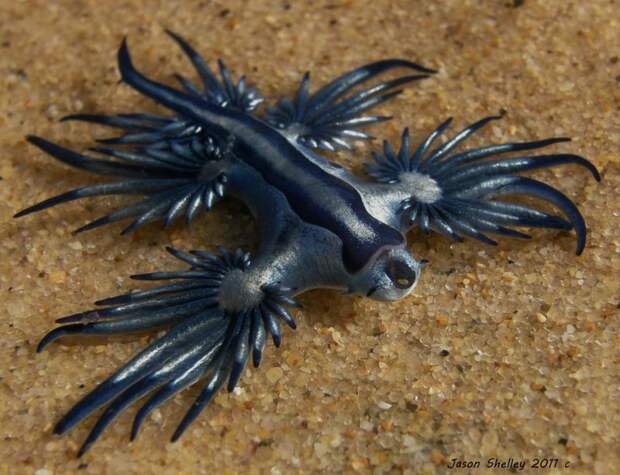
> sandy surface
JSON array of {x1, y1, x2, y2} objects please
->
[{"x1": 1, "y1": 1, "x2": 619, "y2": 474}]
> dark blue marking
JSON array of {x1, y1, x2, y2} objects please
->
[
  {"x1": 118, "y1": 42, "x2": 403, "y2": 272},
  {"x1": 228, "y1": 115, "x2": 404, "y2": 272}
]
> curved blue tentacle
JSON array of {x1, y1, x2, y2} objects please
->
[
  {"x1": 17, "y1": 124, "x2": 232, "y2": 233},
  {"x1": 165, "y1": 30, "x2": 263, "y2": 111},
  {"x1": 265, "y1": 58, "x2": 435, "y2": 151},
  {"x1": 366, "y1": 116, "x2": 599, "y2": 254},
  {"x1": 38, "y1": 247, "x2": 300, "y2": 454},
  {"x1": 52, "y1": 312, "x2": 224, "y2": 436},
  {"x1": 76, "y1": 335, "x2": 222, "y2": 457}
]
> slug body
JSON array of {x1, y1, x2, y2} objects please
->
[{"x1": 17, "y1": 32, "x2": 600, "y2": 456}]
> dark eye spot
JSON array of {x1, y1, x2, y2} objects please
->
[{"x1": 386, "y1": 259, "x2": 416, "y2": 289}]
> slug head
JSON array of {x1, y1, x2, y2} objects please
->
[{"x1": 350, "y1": 247, "x2": 425, "y2": 301}]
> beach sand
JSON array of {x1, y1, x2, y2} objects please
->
[{"x1": 1, "y1": 1, "x2": 618, "y2": 473}]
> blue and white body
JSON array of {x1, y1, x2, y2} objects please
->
[{"x1": 17, "y1": 31, "x2": 599, "y2": 456}]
